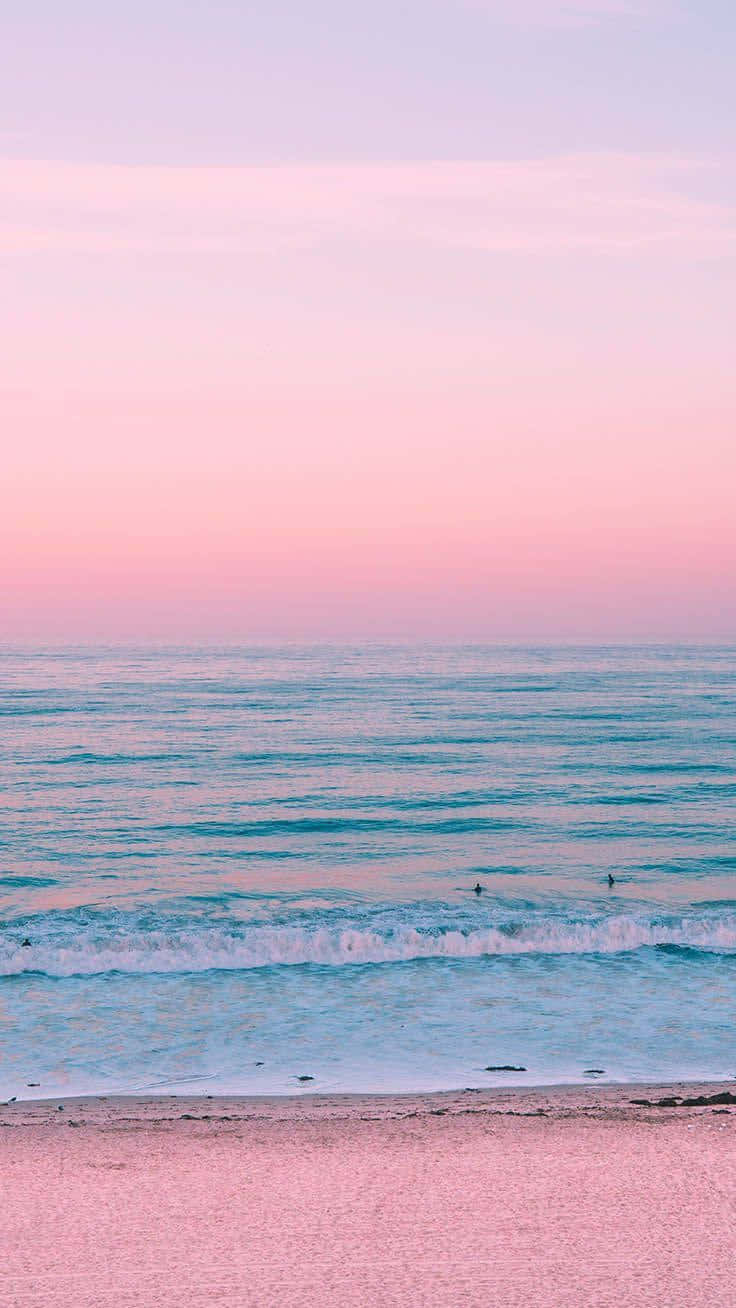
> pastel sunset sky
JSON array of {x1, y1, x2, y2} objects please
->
[{"x1": 2, "y1": 0, "x2": 735, "y2": 639}]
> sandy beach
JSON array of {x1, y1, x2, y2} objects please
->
[{"x1": 3, "y1": 1082, "x2": 735, "y2": 1307}]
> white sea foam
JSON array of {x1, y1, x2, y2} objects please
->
[{"x1": 2, "y1": 914, "x2": 736, "y2": 977}]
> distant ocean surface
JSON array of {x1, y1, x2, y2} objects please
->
[{"x1": 1, "y1": 645, "x2": 735, "y2": 1100}]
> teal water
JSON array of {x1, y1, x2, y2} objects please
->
[{"x1": 1, "y1": 645, "x2": 735, "y2": 1099}]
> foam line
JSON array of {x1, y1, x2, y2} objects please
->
[{"x1": 2, "y1": 914, "x2": 735, "y2": 977}]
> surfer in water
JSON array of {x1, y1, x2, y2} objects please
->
[
  {"x1": 473, "y1": 883, "x2": 483, "y2": 895},
  {"x1": 607, "y1": 873, "x2": 615, "y2": 888}
]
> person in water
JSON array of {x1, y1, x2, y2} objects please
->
[
  {"x1": 473, "y1": 883, "x2": 483, "y2": 895},
  {"x1": 607, "y1": 874, "x2": 615, "y2": 888}
]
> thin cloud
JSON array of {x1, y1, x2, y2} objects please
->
[{"x1": 1, "y1": 153, "x2": 732, "y2": 258}]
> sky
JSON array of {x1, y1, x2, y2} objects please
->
[{"x1": 2, "y1": 0, "x2": 735, "y2": 640}]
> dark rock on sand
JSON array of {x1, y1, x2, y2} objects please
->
[
  {"x1": 631, "y1": 1091, "x2": 736, "y2": 1108},
  {"x1": 631, "y1": 1096, "x2": 680, "y2": 1107},
  {"x1": 681, "y1": 1091, "x2": 736, "y2": 1107}
]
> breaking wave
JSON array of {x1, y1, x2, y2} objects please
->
[{"x1": 3, "y1": 913, "x2": 736, "y2": 978}]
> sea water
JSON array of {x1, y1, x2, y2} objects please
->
[{"x1": 1, "y1": 644, "x2": 734, "y2": 1100}]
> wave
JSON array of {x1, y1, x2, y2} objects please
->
[
  {"x1": 2, "y1": 913, "x2": 736, "y2": 978},
  {"x1": 155, "y1": 814, "x2": 523, "y2": 837}
]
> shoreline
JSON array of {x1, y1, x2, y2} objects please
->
[{"x1": 4, "y1": 1078, "x2": 736, "y2": 1126}]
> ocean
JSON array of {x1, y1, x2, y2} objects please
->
[{"x1": 1, "y1": 644, "x2": 735, "y2": 1100}]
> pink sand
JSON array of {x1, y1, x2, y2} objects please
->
[{"x1": 3, "y1": 1085, "x2": 735, "y2": 1307}]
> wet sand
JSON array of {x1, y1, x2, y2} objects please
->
[{"x1": 3, "y1": 1082, "x2": 736, "y2": 1307}]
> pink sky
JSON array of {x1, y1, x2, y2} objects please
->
[{"x1": 3, "y1": 14, "x2": 736, "y2": 639}]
